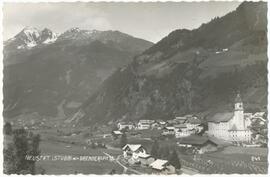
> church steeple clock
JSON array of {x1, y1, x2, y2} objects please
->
[
  {"x1": 233, "y1": 93, "x2": 245, "y2": 130},
  {"x1": 235, "y1": 93, "x2": 243, "y2": 111}
]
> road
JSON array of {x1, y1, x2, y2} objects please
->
[
  {"x1": 103, "y1": 152, "x2": 142, "y2": 174},
  {"x1": 104, "y1": 151, "x2": 199, "y2": 175}
]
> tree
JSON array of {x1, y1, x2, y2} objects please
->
[
  {"x1": 120, "y1": 133, "x2": 127, "y2": 147},
  {"x1": 4, "y1": 144, "x2": 16, "y2": 174},
  {"x1": 111, "y1": 124, "x2": 118, "y2": 131},
  {"x1": 150, "y1": 140, "x2": 160, "y2": 158},
  {"x1": 159, "y1": 146, "x2": 170, "y2": 160},
  {"x1": 13, "y1": 128, "x2": 32, "y2": 174},
  {"x1": 4, "y1": 128, "x2": 41, "y2": 174},
  {"x1": 169, "y1": 149, "x2": 181, "y2": 169},
  {"x1": 4, "y1": 122, "x2": 12, "y2": 135}
]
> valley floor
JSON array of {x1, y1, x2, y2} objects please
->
[{"x1": 29, "y1": 127, "x2": 268, "y2": 175}]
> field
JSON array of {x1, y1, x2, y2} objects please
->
[
  {"x1": 6, "y1": 126, "x2": 268, "y2": 175},
  {"x1": 33, "y1": 128, "x2": 124, "y2": 174},
  {"x1": 178, "y1": 146, "x2": 268, "y2": 174}
]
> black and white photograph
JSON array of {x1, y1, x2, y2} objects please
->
[{"x1": 2, "y1": 0, "x2": 268, "y2": 175}]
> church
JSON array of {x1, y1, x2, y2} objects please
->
[{"x1": 208, "y1": 94, "x2": 252, "y2": 142}]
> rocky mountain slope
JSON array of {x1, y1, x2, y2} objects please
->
[
  {"x1": 4, "y1": 27, "x2": 58, "y2": 51},
  {"x1": 3, "y1": 27, "x2": 153, "y2": 118},
  {"x1": 76, "y1": 2, "x2": 267, "y2": 125}
]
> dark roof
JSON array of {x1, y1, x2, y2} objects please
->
[
  {"x1": 208, "y1": 112, "x2": 234, "y2": 123},
  {"x1": 174, "y1": 124, "x2": 187, "y2": 128},
  {"x1": 178, "y1": 135, "x2": 217, "y2": 146},
  {"x1": 187, "y1": 117, "x2": 201, "y2": 124}
]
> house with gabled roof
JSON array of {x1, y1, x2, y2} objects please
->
[
  {"x1": 149, "y1": 159, "x2": 176, "y2": 174},
  {"x1": 117, "y1": 122, "x2": 134, "y2": 130},
  {"x1": 138, "y1": 153, "x2": 155, "y2": 166},
  {"x1": 122, "y1": 144, "x2": 147, "y2": 160},
  {"x1": 162, "y1": 126, "x2": 176, "y2": 135},
  {"x1": 174, "y1": 124, "x2": 192, "y2": 138},
  {"x1": 177, "y1": 135, "x2": 218, "y2": 154},
  {"x1": 186, "y1": 117, "x2": 202, "y2": 130},
  {"x1": 207, "y1": 94, "x2": 252, "y2": 142},
  {"x1": 111, "y1": 130, "x2": 123, "y2": 139},
  {"x1": 137, "y1": 120, "x2": 155, "y2": 130},
  {"x1": 174, "y1": 116, "x2": 187, "y2": 124}
]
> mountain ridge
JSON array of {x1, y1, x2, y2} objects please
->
[
  {"x1": 74, "y1": 1, "x2": 267, "y2": 126},
  {"x1": 3, "y1": 27, "x2": 153, "y2": 119}
]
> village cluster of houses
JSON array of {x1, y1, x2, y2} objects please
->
[
  {"x1": 116, "y1": 115, "x2": 204, "y2": 138},
  {"x1": 122, "y1": 144, "x2": 176, "y2": 174}
]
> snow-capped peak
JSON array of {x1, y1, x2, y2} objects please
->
[
  {"x1": 67, "y1": 27, "x2": 81, "y2": 33},
  {"x1": 9, "y1": 27, "x2": 58, "y2": 49},
  {"x1": 17, "y1": 26, "x2": 41, "y2": 48},
  {"x1": 40, "y1": 28, "x2": 58, "y2": 44},
  {"x1": 58, "y1": 27, "x2": 103, "y2": 41}
]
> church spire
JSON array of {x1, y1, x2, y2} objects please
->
[{"x1": 235, "y1": 93, "x2": 242, "y2": 103}]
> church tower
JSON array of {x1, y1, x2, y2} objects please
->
[{"x1": 233, "y1": 93, "x2": 245, "y2": 130}]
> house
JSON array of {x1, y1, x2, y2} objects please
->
[
  {"x1": 157, "y1": 120, "x2": 167, "y2": 125},
  {"x1": 138, "y1": 153, "x2": 155, "y2": 166},
  {"x1": 253, "y1": 112, "x2": 266, "y2": 118},
  {"x1": 177, "y1": 135, "x2": 218, "y2": 154},
  {"x1": 156, "y1": 120, "x2": 167, "y2": 129},
  {"x1": 208, "y1": 94, "x2": 252, "y2": 142},
  {"x1": 174, "y1": 124, "x2": 192, "y2": 138},
  {"x1": 117, "y1": 122, "x2": 134, "y2": 130},
  {"x1": 122, "y1": 144, "x2": 147, "y2": 161},
  {"x1": 174, "y1": 116, "x2": 187, "y2": 124},
  {"x1": 112, "y1": 130, "x2": 123, "y2": 138},
  {"x1": 137, "y1": 120, "x2": 154, "y2": 130},
  {"x1": 151, "y1": 122, "x2": 160, "y2": 129},
  {"x1": 162, "y1": 126, "x2": 175, "y2": 135},
  {"x1": 167, "y1": 119, "x2": 178, "y2": 125},
  {"x1": 150, "y1": 159, "x2": 176, "y2": 174},
  {"x1": 186, "y1": 117, "x2": 202, "y2": 130}
]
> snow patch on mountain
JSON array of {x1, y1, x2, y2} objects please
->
[{"x1": 6, "y1": 26, "x2": 58, "y2": 49}]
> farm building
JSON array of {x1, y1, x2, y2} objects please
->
[
  {"x1": 112, "y1": 130, "x2": 123, "y2": 138},
  {"x1": 150, "y1": 159, "x2": 176, "y2": 174},
  {"x1": 138, "y1": 154, "x2": 155, "y2": 166},
  {"x1": 177, "y1": 135, "x2": 218, "y2": 154}
]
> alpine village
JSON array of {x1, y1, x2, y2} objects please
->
[{"x1": 3, "y1": 1, "x2": 268, "y2": 175}]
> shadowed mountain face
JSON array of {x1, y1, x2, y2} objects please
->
[
  {"x1": 3, "y1": 27, "x2": 153, "y2": 118},
  {"x1": 77, "y1": 2, "x2": 267, "y2": 125}
]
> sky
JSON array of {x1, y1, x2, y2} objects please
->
[{"x1": 3, "y1": 2, "x2": 241, "y2": 43}]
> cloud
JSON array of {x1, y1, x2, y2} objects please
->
[{"x1": 3, "y1": 2, "x2": 241, "y2": 42}]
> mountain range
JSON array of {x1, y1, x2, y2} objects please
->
[
  {"x1": 3, "y1": 27, "x2": 153, "y2": 118},
  {"x1": 73, "y1": 2, "x2": 267, "y2": 126}
]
